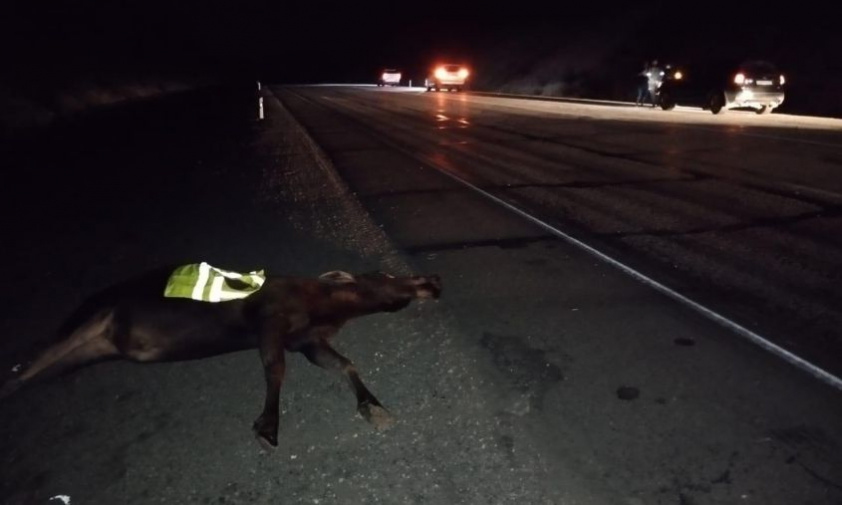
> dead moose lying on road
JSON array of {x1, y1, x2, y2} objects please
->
[{"x1": 1, "y1": 264, "x2": 442, "y2": 448}]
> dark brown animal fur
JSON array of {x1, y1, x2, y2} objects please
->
[{"x1": 0, "y1": 267, "x2": 442, "y2": 447}]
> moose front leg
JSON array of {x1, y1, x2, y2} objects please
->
[
  {"x1": 301, "y1": 341, "x2": 394, "y2": 430},
  {"x1": 253, "y1": 325, "x2": 287, "y2": 448}
]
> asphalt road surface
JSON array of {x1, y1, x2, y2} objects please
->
[
  {"x1": 283, "y1": 86, "x2": 842, "y2": 383},
  {"x1": 0, "y1": 85, "x2": 840, "y2": 505}
]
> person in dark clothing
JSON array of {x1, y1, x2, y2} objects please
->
[{"x1": 635, "y1": 61, "x2": 650, "y2": 106}]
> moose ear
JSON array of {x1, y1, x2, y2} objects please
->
[{"x1": 318, "y1": 271, "x2": 357, "y2": 285}]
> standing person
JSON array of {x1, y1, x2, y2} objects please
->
[
  {"x1": 646, "y1": 59, "x2": 665, "y2": 107},
  {"x1": 636, "y1": 61, "x2": 650, "y2": 106}
]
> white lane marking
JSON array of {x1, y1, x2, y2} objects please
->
[
  {"x1": 436, "y1": 166, "x2": 842, "y2": 391},
  {"x1": 50, "y1": 496, "x2": 71, "y2": 504}
]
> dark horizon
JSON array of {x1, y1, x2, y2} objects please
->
[{"x1": 3, "y1": 0, "x2": 841, "y2": 118}]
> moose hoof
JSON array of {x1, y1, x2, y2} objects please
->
[
  {"x1": 359, "y1": 403, "x2": 394, "y2": 431},
  {"x1": 252, "y1": 417, "x2": 278, "y2": 449}
]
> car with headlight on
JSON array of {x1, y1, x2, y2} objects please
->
[
  {"x1": 378, "y1": 69, "x2": 402, "y2": 87},
  {"x1": 666, "y1": 59, "x2": 785, "y2": 114},
  {"x1": 653, "y1": 64, "x2": 685, "y2": 110},
  {"x1": 425, "y1": 64, "x2": 470, "y2": 92}
]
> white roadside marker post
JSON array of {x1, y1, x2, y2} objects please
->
[{"x1": 257, "y1": 80, "x2": 264, "y2": 120}]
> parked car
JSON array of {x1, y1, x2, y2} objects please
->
[
  {"x1": 378, "y1": 69, "x2": 402, "y2": 87},
  {"x1": 659, "y1": 59, "x2": 785, "y2": 114},
  {"x1": 653, "y1": 64, "x2": 684, "y2": 110},
  {"x1": 425, "y1": 64, "x2": 469, "y2": 92}
]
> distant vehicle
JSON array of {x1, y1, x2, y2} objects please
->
[
  {"x1": 653, "y1": 64, "x2": 684, "y2": 110},
  {"x1": 378, "y1": 69, "x2": 402, "y2": 87},
  {"x1": 659, "y1": 59, "x2": 785, "y2": 114},
  {"x1": 425, "y1": 64, "x2": 470, "y2": 92}
]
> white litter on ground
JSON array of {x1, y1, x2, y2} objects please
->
[{"x1": 49, "y1": 496, "x2": 71, "y2": 505}]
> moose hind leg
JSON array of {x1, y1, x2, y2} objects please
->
[{"x1": 7, "y1": 312, "x2": 119, "y2": 397}]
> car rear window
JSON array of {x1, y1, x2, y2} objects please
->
[
  {"x1": 742, "y1": 61, "x2": 778, "y2": 76},
  {"x1": 444, "y1": 65, "x2": 462, "y2": 72}
]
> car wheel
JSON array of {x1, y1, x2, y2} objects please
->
[
  {"x1": 659, "y1": 92, "x2": 675, "y2": 110},
  {"x1": 756, "y1": 105, "x2": 772, "y2": 115},
  {"x1": 709, "y1": 92, "x2": 726, "y2": 114},
  {"x1": 456, "y1": 86, "x2": 463, "y2": 92},
  {"x1": 434, "y1": 85, "x2": 440, "y2": 92}
]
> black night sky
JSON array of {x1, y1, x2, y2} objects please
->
[{"x1": 2, "y1": 0, "x2": 841, "y2": 118}]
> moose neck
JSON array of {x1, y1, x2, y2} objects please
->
[{"x1": 327, "y1": 289, "x2": 412, "y2": 318}]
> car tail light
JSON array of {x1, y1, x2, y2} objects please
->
[
  {"x1": 434, "y1": 67, "x2": 447, "y2": 79},
  {"x1": 458, "y1": 68, "x2": 469, "y2": 78},
  {"x1": 734, "y1": 73, "x2": 746, "y2": 85},
  {"x1": 780, "y1": 75, "x2": 786, "y2": 85}
]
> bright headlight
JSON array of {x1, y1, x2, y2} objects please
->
[
  {"x1": 674, "y1": 71, "x2": 683, "y2": 80},
  {"x1": 434, "y1": 67, "x2": 447, "y2": 79},
  {"x1": 734, "y1": 73, "x2": 746, "y2": 85},
  {"x1": 780, "y1": 74, "x2": 786, "y2": 85},
  {"x1": 458, "y1": 68, "x2": 469, "y2": 78}
]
